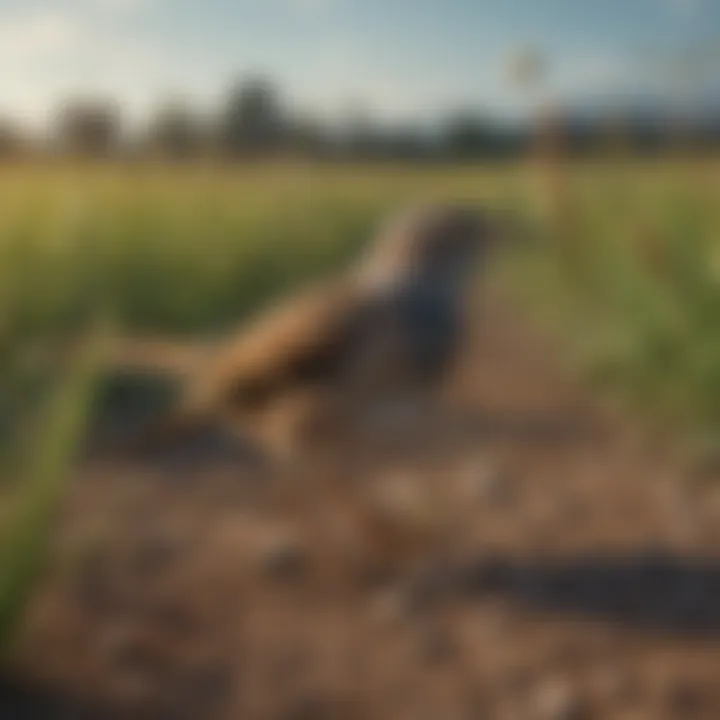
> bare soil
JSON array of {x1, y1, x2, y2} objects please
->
[{"x1": 5, "y1": 289, "x2": 720, "y2": 719}]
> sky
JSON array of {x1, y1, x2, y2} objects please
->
[{"x1": 0, "y1": 0, "x2": 718, "y2": 131}]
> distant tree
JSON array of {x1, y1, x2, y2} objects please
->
[
  {"x1": 220, "y1": 77, "x2": 286, "y2": 156},
  {"x1": 384, "y1": 128, "x2": 432, "y2": 160},
  {"x1": 0, "y1": 118, "x2": 28, "y2": 158},
  {"x1": 147, "y1": 100, "x2": 206, "y2": 159},
  {"x1": 56, "y1": 99, "x2": 122, "y2": 157},
  {"x1": 444, "y1": 113, "x2": 499, "y2": 158},
  {"x1": 286, "y1": 116, "x2": 332, "y2": 158},
  {"x1": 657, "y1": 47, "x2": 717, "y2": 153},
  {"x1": 339, "y1": 103, "x2": 382, "y2": 158}
]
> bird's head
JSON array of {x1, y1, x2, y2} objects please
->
[{"x1": 358, "y1": 202, "x2": 505, "y2": 294}]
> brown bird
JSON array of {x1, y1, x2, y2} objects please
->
[{"x1": 114, "y1": 203, "x2": 504, "y2": 463}]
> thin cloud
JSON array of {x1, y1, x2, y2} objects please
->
[
  {"x1": 0, "y1": 11, "x2": 85, "y2": 61},
  {"x1": 287, "y1": 0, "x2": 338, "y2": 15},
  {"x1": 87, "y1": 0, "x2": 154, "y2": 15},
  {"x1": 0, "y1": 6, "x2": 164, "y2": 130}
]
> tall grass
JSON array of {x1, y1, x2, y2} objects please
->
[
  {"x1": 0, "y1": 329, "x2": 104, "y2": 654},
  {"x1": 512, "y1": 159, "x2": 720, "y2": 450},
  {"x1": 0, "y1": 159, "x2": 717, "y2": 432},
  {"x1": 0, "y1": 163, "x2": 514, "y2": 337},
  {"x1": 0, "y1": 158, "x2": 718, "y2": 649},
  {"x1": 0, "y1": 161, "x2": 516, "y2": 650},
  {"x1": 1, "y1": 160, "x2": 718, "y2": 434}
]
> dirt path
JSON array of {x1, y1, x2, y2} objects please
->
[{"x1": 5, "y1": 289, "x2": 720, "y2": 719}]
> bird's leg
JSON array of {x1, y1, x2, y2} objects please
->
[{"x1": 225, "y1": 388, "x2": 339, "y2": 482}]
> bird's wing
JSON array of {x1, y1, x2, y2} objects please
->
[{"x1": 182, "y1": 278, "x2": 368, "y2": 413}]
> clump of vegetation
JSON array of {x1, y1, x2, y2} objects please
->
[
  {"x1": 513, "y1": 160, "x2": 720, "y2": 451},
  {"x1": 0, "y1": 159, "x2": 718, "y2": 651},
  {"x1": 0, "y1": 329, "x2": 104, "y2": 654},
  {"x1": 0, "y1": 162, "x2": 512, "y2": 651},
  {"x1": 0, "y1": 164, "x2": 502, "y2": 337}
]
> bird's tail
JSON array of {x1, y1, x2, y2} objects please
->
[{"x1": 107, "y1": 337, "x2": 215, "y2": 380}]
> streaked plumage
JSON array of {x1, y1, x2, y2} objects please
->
[{"x1": 121, "y1": 203, "x2": 501, "y2": 460}]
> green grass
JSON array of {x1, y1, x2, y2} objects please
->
[
  {"x1": 0, "y1": 327, "x2": 104, "y2": 655},
  {"x1": 1, "y1": 160, "x2": 719, "y2": 437},
  {"x1": 511, "y1": 160, "x2": 720, "y2": 449},
  {"x1": 0, "y1": 161, "x2": 518, "y2": 651},
  {"x1": 0, "y1": 162, "x2": 516, "y2": 338},
  {"x1": 0, "y1": 158, "x2": 719, "y2": 651}
]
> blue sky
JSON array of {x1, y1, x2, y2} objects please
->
[{"x1": 0, "y1": 0, "x2": 717, "y2": 129}]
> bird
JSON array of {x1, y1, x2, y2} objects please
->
[{"x1": 113, "y1": 202, "x2": 504, "y2": 464}]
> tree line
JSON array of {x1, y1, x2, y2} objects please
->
[{"x1": 1, "y1": 76, "x2": 719, "y2": 161}]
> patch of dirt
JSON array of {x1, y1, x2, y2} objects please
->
[{"x1": 6, "y1": 289, "x2": 720, "y2": 719}]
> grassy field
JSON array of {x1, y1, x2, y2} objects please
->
[
  {"x1": 0, "y1": 162, "x2": 521, "y2": 337},
  {"x1": 513, "y1": 159, "x2": 720, "y2": 447},
  {"x1": 0, "y1": 158, "x2": 718, "y2": 651},
  {"x1": 3, "y1": 160, "x2": 714, "y2": 432},
  {"x1": 0, "y1": 161, "x2": 520, "y2": 651}
]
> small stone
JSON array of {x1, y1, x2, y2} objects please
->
[
  {"x1": 590, "y1": 668, "x2": 636, "y2": 703},
  {"x1": 458, "y1": 456, "x2": 514, "y2": 507},
  {"x1": 373, "y1": 474, "x2": 433, "y2": 523},
  {"x1": 129, "y1": 533, "x2": 184, "y2": 578},
  {"x1": 368, "y1": 473, "x2": 444, "y2": 544},
  {"x1": 368, "y1": 586, "x2": 410, "y2": 626},
  {"x1": 665, "y1": 680, "x2": 707, "y2": 716},
  {"x1": 111, "y1": 668, "x2": 152, "y2": 704},
  {"x1": 532, "y1": 677, "x2": 590, "y2": 720},
  {"x1": 97, "y1": 624, "x2": 136, "y2": 665},
  {"x1": 418, "y1": 625, "x2": 459, "y2": 665},
  {"x1": 254, "y1": 527, "x2": 308, "y2": 580}
]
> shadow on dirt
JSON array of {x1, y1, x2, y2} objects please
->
[
  {"x1": 0, "y1": 674, "x2": 125, "y2": 720},
  {"x1": 455, "y1": 408, "x2": 605, "y2": 446},
  {"x1": 83, "y1": 370, "x2": 266, "y2": 473},
  {"x1": 436, "y1": 552, "x2": 720, "y2": 637}
]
